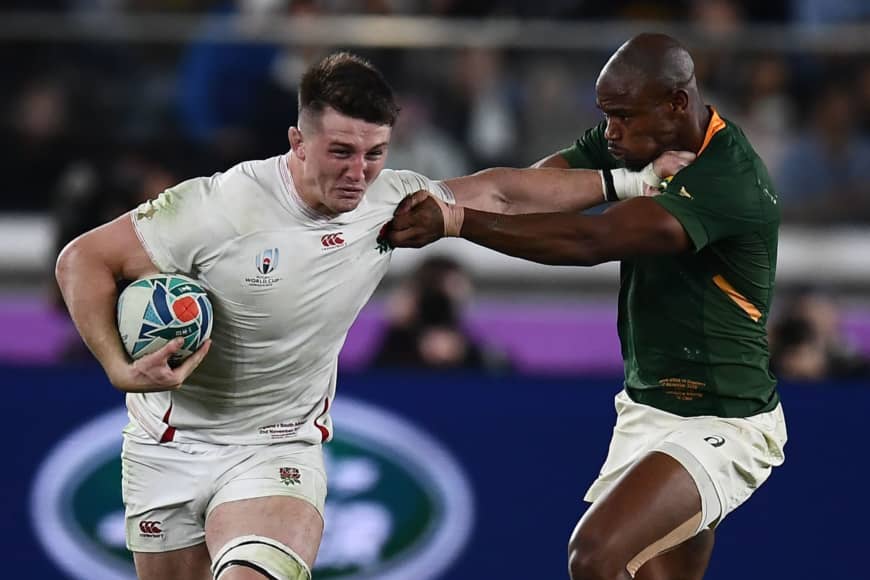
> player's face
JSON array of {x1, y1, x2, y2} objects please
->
[
  {"x1": 299, "y1": 108, "x2": 392, "y2": 214},
  {"x1": 595, "y1": 76, "x2": 682, "y2": 171}
]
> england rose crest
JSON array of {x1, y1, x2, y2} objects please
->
[{"x1": 279, "y1": 466, "x2": 301, "y2": 486}]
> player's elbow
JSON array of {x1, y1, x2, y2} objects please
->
[
  {"x1": 573, "y1": 252, "x2": 606, "y2": 267},
  {"x1": 523, "y1": 221, "x2": 615, "y2": 267},
  {"x1": 466, "y1": 168, "x2": 515, "y2": 214},
  {"x1": 568, "y1": 246, "x2": 609, "y2": 267},
  {"x1": 534, "y1": 237, "x2": 608, "y2": 267},
  {"x1": 568, "y1": 221, "x2": 616, "y2": 266},
  {"x1": 55, "y1": 235, "x2": 98, "y2": 295},
  {"x1": 55, "y1": 237, "x2": 83, "y2": 288}
]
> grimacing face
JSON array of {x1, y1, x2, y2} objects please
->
[
  {"x1": 595, "y1": 74, "x2": 683, "y2": 171},
  {"x1": 295, "y1": 108, "x2": 392, "y2": 215}
]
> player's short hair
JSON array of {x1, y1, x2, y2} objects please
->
[{"x1": 299, "y1": 52, "x2": 399, "y2": 127}]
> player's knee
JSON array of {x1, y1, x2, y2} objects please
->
[
  {"x1": 568, "y1": 548, "x2": 622, "y2": 580},
  {"x1": 568, "y1": 532, "x2": 626, "y2": 580},
  {"x1": 211, "y1": 535, "x2": 311, "y2": 580}
]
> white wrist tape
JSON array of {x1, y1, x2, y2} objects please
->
[{"x1": 610, "y1": 163, "x2": 661, "y2": 200}]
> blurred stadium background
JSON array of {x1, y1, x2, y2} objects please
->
[{"x1": 3, "y1": 1, "x2": 869, "y2": 578}]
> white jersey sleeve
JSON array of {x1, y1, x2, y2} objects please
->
[
  {"x1": 388, "y1": 170, "x2": 456, "y2": 205},
  {"x1": 131, "y1": 175, "x2": 230, "y2": 275}
]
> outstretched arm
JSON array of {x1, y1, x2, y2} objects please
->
[
  {"x1": 529, "y1": 151, "x2": 571, "y2": 169},
  {"x1": 442, "y1": 167, "x2": 608, "y2": 214},
  {"x1": 387, "y1": 194, "x2": 690, "y2": 266},
  {"x1": 441, "y1": 151, "x2": 694, "y2": 215}
]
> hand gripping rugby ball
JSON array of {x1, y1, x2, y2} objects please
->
[{"x1": 117, "y1": 274, "x2": 213, "y2": 364}]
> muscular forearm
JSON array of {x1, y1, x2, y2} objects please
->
[
  {"x1": 451, "y1": 161, "x2": 671, "y2": 215},
  {"x1": 389, "y1": 185, "x2": 691, "y2": 259},
  {"x1": 56, "y1": 238, "x2": 130, "y2": 382},
  {"x1": 448, "y1": 167, "x2": 608, "y2": 215},
  {"x1": 459, "y1": 208, "x2": 612, "y2": 266},
  {"x1": 494, "y1": 167, "x2": 607, "y2": 214}
]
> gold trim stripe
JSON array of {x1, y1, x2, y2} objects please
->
[
  {"x1": 713, "y1": 274, "x2": 762, "y2": 322},
  {"x1": 698, "y1": 108, "x2": 726, "y2": 156}
]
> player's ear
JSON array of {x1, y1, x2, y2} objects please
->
[
  {"x1": 288, "y1": 127, "x2": 305, "y2": 160},
  {"x1": 671, "y1": 89, "x2": 689, "y2": 113}
]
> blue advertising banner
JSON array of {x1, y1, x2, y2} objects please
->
[{"x1": 5, "y1": 364, "x2": 865, "y2": 579}]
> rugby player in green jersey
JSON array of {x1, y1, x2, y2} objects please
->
[{"x1": 387, "y1": 33, "x2": 786, "y2": 580}]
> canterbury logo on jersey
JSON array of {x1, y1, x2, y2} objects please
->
[
  {"x1": 321, "y1": 233, "x2": 346, "y2": 250},
  {"x1": 138, "y1": 520, "x2": 163, "y2": 536}
]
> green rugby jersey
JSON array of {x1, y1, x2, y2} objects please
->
[{"x1": 560, "y1": 109, "x2": 779, "y2": 417}]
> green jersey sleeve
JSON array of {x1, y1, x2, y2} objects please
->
[
  {"x1": 653, "y1": 135, "x2": 779, "y2": 252},
  {"x1": 558, "y1": 122, "x2": 622, "y2": 170}
]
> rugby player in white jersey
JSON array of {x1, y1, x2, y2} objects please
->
[{"x1": 56, "y1": 51, "x2": 685, "y2": 580}]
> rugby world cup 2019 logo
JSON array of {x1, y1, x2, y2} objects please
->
[
  {"x1": 257, "y1": 248, "x2": 278, "y2": 275},
  {"x1": 246, "y1": 248, "x2": 283, "y2": 288},
  {"x1": 31, "y1": 401, "x2": 474, "y2": 580}
]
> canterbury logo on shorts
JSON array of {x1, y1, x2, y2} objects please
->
[{"x1": 138, "y1": 520, "x2": 164, "y2": 536}]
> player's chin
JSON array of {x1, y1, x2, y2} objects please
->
[
  {"x1": 330, "y1": 195, "x2": 364, "y2": 213},
  {"x1": 623, "y1": 157, "x2": 651, "y2": 171}
]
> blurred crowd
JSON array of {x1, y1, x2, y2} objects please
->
[
  {"x1": 5, "y1": 1, "x2": 870, "y2": 380},
  {"x1": 2, "y1": 0, "x2": 869, "y2": 227},
  {"x1": 372, "y1": 255, "x2": 511, "y2": 373},
  {"x1": 769, "y1": 288, "x2": 870, "y2": 381}
]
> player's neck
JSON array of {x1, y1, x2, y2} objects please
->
[{"x1": 687, "y1": 105, "x2": 714, "y2": 153}]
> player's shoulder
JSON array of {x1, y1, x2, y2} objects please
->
[
  {"x1": 698, "y1": 117, "x2": 763, "y2": 174},
  {"x1": 207, "y1": 156, "x2": 282, "y2": 200},
  {"x1": 155, "y1": 157, "x2": 276, "y2": 203},
  {"x1": 561, "y1": 122, "x2": 618, "y2": 170},
  {"x1": 137, "y1": 157, "x2": 285, "y2": 231},
  {"x1": 677, "y1": 118, "x2": 776, "y2": 202}
]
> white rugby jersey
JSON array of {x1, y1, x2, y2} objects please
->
[{"x1": 127, "y1": 153, "x2": 452, "y2": 445}]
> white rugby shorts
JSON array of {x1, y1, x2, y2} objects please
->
[
  {"x1": 122, "y1": 428, "x2": 327, "y2": 553},
  {"x1": 585, "y1": 389, "x2": 787, "y2": 532}
]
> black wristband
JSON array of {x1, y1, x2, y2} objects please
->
[{"x1": 602, "y1": 169, "x2": 619, "y2": 202}]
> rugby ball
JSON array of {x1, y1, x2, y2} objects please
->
[{"x1": 117, "y1": 274, "x2": 213, "y2": 364}]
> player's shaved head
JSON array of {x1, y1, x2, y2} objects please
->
[
  {"x1": 593, "y1": 33, "x2": 711, "y2": 170},
  {"x1": 598, "y1": 33, "x2": 697, "y2": 99}
]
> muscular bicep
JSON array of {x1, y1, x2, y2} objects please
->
[
  {"x1": 594, "y1": 197, "x2": 692, "y2": 260},
  {"x1": 65, "y1": 212, "x2": 160, "y2": 281}
]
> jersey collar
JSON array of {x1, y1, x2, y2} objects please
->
[{"x1": 697, "y1": 107, "x2": 727, "y2": 156}]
